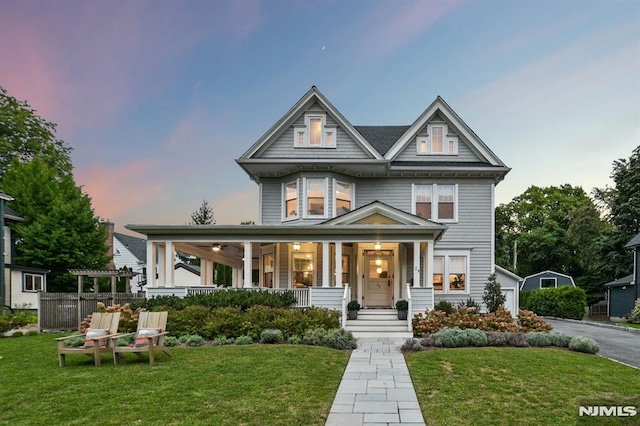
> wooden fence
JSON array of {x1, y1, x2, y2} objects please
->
[{"x1": 39, "y1": 292, "x2": 146, "y2": 331}]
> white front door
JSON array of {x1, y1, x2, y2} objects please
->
[{"x1": 364, "y1": 251, "x2": 393, "y2": 307}]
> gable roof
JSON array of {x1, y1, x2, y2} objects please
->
[
  {"x1": 384, "y1": 96, "x2": 507, "y2": 167},
  {"x1": 522, "y1": 270, "x2": 575, "y2": 283},
  {"x1": 604, "y1": 274, "x2": 634, "y2": 288},
  {"x1": 114, "y1": 232, "x2": 146, "y2": 262},
  {"x1": 3, "y1": 205, "x2": 23, "y2": 221},
  {"x1": 495, "y1": 265, "x2": 523, "y2": 282},
  {"x1": 239, "y1": 86, "x2": 382, "y2": 161},
  {"x1": 625, "y1": 232, "x2": 640, "y2": 249},
  {"x1": 354, "y1": 126, "x2": 410, "y2": 156},
  {"x1": 175, "y1": 262, "x2": 201, "y2": 276}
]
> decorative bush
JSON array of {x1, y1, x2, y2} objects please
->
[
  {"x1": 464, "y1": 328, "x2": 488, "y2": 346},
  {"x1": 347, "y1": 300, "x2": 360, "y2": 311},
  {"x1": 458, "y1": 298, "x2": 479, "y2": 310},
  {"x1": 518, "y1": 310, "x2": 553, "y2": 332},
  {"x1": 420, "y1": 335, "x2": 436, "y2": 347},
  {"x1": 117, "y1": 334, "x2": 135, "y2": 347},
  {"x1": 184, "y1": 335, "x2": 204, "y2": 347},
  {"x1": 301, "y1": 328, "x2": 328, "y2": 346},
  {"x1": 521, "y1": 286, "x2": 587, "y2": 319},
  {"x1": 0, "y1": 312, "x2": 37, "y2": 333},
  {"x1": 260, "y1": 329, "x2": 284, "y2": 344},
  {"x1": 508, "y1": 333, "x2": 529, "y2": 347},
  {"x1": 568, "y1": 336, "x2": 599, "y2": 354},
  {"x1": 235, "y1": 335, "x2": 253, "y2": 345},
  {"x1": 482, "y1": 273, "x2": 506, "y2": 313},
  {"x1": 627, "y1": 299, "x2": 640, "y2": 324},
  {"x1": 287, "y1": 336, "x2": 301, "y2": 345},
  {"x1": 212, "y1": 336, "x2": 235, "y2": 346},
  {"x1": 164, "y1": 336, "x2": 180, "y2": 347},
  {"x1": 135, "y1": 290, "x2": 297, "y2": 312},
  {"x1": 323, "y1": 328, "x2": 357, "y2": 350},
  {"x1": 548, "y1": 332, "x2": 572, "y2": 348},
  {"x1": 526, "y1": 332, "x2": 553, "y2": 347},
  {"x1": 485, "y1": 331, "x2": 510, "y2": 346},
  {"x1": 80, "y1": 302, "x2": 145, "y2": 333},
  {"x1": 395, "y1": 300, "x2": 409, "y2": 311},
  {"x1": 201, "y1": 307, "x2": 245, "y2": 339},
  {"x1": 167, "y1": 305, "x2": 212, "y2": 336},
  {"x1": 433, "y1": 300, "x2": 454, "y2": 314},
  {"x1": 433, "y1": 327, "x2": 475, "y2": 348},
  {"x1": 402, "y1": 338, "x2": 419, "y2": 352}
]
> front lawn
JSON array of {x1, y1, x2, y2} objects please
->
[
  {"x1": 406, "y1": 347, "x2": 640, "y2": 426},
  {"x1": 0, "y1": 334, "x2": 349, "y2": 425},
  {"x1": 620, "y1": 323, "x2": 640, "y2": 329}
]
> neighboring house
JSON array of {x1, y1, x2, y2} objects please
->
[
  {"x1": 128, "y1": 86, "x2": 515, "y2": 314},
  {"x1": 1, "y1": 195, "x2": 48, "y2": 311},
  {"x1": 520, "y1": 270, "x2": 575, "y2": 292},
  {"x1": 113, "y1": 231, "x2": 147, "y2": 292},
  {"x1": 605, "y1": 232, "x2": 640, "y2": 320},
  {"x1": 174, "y1": 263, "x2": 201, "y2": 286}
]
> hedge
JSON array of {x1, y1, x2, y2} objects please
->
[{"x1": 520, "y1": 286, "x2": 587, "y2": 320}]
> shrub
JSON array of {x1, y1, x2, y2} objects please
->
[
  {"x1": 396, "y1": 300, "x2": 409, "y2": 311},
  {"x1": 167, "y1": 305, "x2": 212, "y2": 337},
  {"x1": 526, "y1": 332, "x2": 553, "y2": 347},
  {"x1": 420, "y1": 335, "x2": 436, "y2": 347},
  {"x1": 433, "y1": 327, "x2": 470, "y2": 348},
  {"x1": 201, "y1": 307, "x2": 244, "y2": 340},
  {"x1": 65, "y1": 336, "x2": 85, "y2": 347},
  {"x1": 433, "y1": 300, "x2": 454, "y2": 314},
  {"x1": 458, "y1": 298, "x2": 480, "y2": 310},
  {"x1": 401, "y1": 338, "x2": 419, "y2": 352},
  {"x1": 260, "y1": 329, "x2": 284, "y2": 344},
  {"x1": 485, "y1": 331, "x2": 510, "y2": 346},
  {"x1": 518, "y1": 310, "x2": 553, "y2": 332},
  {"x1": 627, "y1": 299, "x2": 640, "y2": 324},
  {"x1": 235, "y1": 335, "x2": 253, "y2": 345},
  {"x1": 117, "y1": 334, "x2": 135, "y2": 347},
  {"x1": 521, "y1": 287, "x2": 587, "y2": 320},
  {"x1": 25, "y1": 330, "x2": 38, "y2": 336},
  {"x1": 463, "y1": 328, "x2": 488, "y2": 347},
  {"x1": 569, "y1": 336, "x2": 599, "y2": 354},
  {"x1": 213, "y1": 336, "x2": 235, "y2": 346},
  {"x1": 301, "y1": 328, "x2": 326, "y2": 346},
  {"x1": 508, "y1": 333, "x2": 529, "y2": 347},
  {"x1": 164, "y1": 336, "x2": 180, "y2": 347},
  {"x1": 140, "y1": 290, "x2": 297, "y2": 312},
  {"x1": 0, "y1": 312, "x2": 37, "y2": 333},
  {"x1": 323, "y1": 328, "x2": 357, "y2": 350},
  {"x1": 184, "y1": 335, "x2": 204, "y2": 347},
  {"x1": 548, "y1": 332, "x2": 572, "y2": 348},
  {"x1": 178, "y1": 335, "x2": 190, "y2": 344},
  {"x1": 482, "y1": 273, "x2": 506, "y2": 313},
  {"x1": 9, "y1": 331, "x2": 24, "y2": 337},
  {"x1": 347, "y1": 300, "x2": 360, "y2": 311},
  {"x1": 413, "y1": 305, "x2": 521, "y2": 336},
  {"x1": 287, "y1": 336, "x2": 301, "y2": 345}
]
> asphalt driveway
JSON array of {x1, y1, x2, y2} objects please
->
[{"x1": 545, "y1": 318, "x2": 640, "y2": 368}]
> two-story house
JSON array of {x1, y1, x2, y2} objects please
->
[{"x1": 128, "y1": 87, "x2": 515, "y2": 315}]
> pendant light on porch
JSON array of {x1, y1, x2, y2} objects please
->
[
  {"x1": 292, "y1": 242, "x2": 301, "y2": 251},
  {"x1": 374, "y1": 242, "x2": 381, "y2": 251}
]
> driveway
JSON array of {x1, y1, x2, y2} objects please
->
[{"x1": 545, "y1": 318, "x2": 640, "y2": 369}]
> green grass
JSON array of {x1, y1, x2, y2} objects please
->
[
  {"x1": 620, "y1": 323, "x2": 640, "y2": 329},
  {"x1": 406, "y1": 347, "x2": 640, "y2": 426},
  {"x1": 0, "y1": 334, "x2": 349, "y2": 425}
]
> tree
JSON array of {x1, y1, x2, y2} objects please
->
[
  {"x1": 495, "y1": 185, "x2": 605, "y2": 280},
  {"x1": 482, "y1": 273, "x2": 506, "y2": 313},
  {"x1": 593, "y1": 146, "x2": 640, "y2": 281},
  {"x1": 1, "y1": 158, "x2": 109, "y2": 291},
  {"x1": 190, "y1": 199, "x2": 215, "y2": 225},
  {"x1": 0, "y1": 86, "x2": 72, "y2": 177}
]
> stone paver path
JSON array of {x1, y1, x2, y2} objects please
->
[{"x1": 326, "y1": 338, "x2": 426, "y2": 426}]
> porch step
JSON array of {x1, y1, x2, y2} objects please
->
[{"x1": 345, "y1": 309, "x2": 413, "y2": 339}]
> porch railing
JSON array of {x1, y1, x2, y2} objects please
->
[{"x1": 406, "y1": 283, "x2": 413, "y2": 332}]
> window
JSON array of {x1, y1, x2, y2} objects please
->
[
  {"x1": 433, "y1": 257, "x2": 444, "y2": 290},
  {"x1": 417, "y1": 124, "x2": 458, "y2": 155},
  {"x1": 304, "y1": 178, "x2": 326, "y2": 217},
  {"x1": 540, "y1": 278, "x2": 557, "y2": 288},
  {"x1": 293, "y1": 113, "x2": 337, "y2": 148},
  {"x1": 334, "y1": 181, "x2": 352, "y2": 216},
  {"x1": 284, "y1": 181, "x2": 298, "y2": 219},
  {"x1": 263, "y1": 253, "x2": 274, "y2": 288},
  {"x1": 432, "y1": 252, "x2": 469, "y2": 293},
  {"x1": 413, "y1": 184, "x2": 457, "y2": 222},
  {"x1": 24, "y1": 273, "x2": 43, "y2": 292},
  {"x1": 292, "y1": 252, "x2": 314, "y2": 287}
]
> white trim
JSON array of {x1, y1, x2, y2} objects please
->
[
  {"x1": 333, "y1": 179, "x2": 354, "y2": 218},
  {"x1": 303, "y1": 177, "x2": 329, "y2": 219},
  {"x1": 490, "y1": 183, "x2": 495, "y2": 273},
  {"x1": 412, "y1": 183, "x2": 458, "y2": 222},
  {"x1": 521, "y1": 270, "x2": 576, "y2": 286},
  {"x1": 282, "y1": 180, "x2": 299, "y2": 222},
  {"x1": 243, "y1": 241, "x2": 252, "y2": 288},
  {"x1": 432, "y1": 249, "x2": 471, "y2": 294},
  {"x1": 540, "y1": 277, "x2": 557, "y2": 289},
  {"x1": 289, "y1": 243, "x2": 317, "y2": 288},
  {"x1": 23, "y1": 272, "x2": 45, "y2": 292},
  {"x1": 416, "y1": 124, "x2": 458, "y2": 156},
  {"x1": 258, "y1": 183, "x2": 263, "y2": 225}
]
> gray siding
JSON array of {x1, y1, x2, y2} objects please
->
[
  {"x1": 256, "y1": 104, "x2": 372, "y2": 159},
  {"x1": 521, "y1": 272, "x2": 574, "y2": 292},
  {"x1": 277, "y1": 243, "x2": 289, "y2": 288},
  {"x1": 609, "y1": 285, "x2": 636, "y2": 317},
  {"x1": 260, "y1": 180, "x2": 284, "y2": 225},
  {"x1": 309, "y1": 287, "x2": 343, "y2": 310},
  {"x1": 411, "y1": 287, "x2": 433, "y2": 314}
]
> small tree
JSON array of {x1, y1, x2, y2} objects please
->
[
  {"x1": 190, "y1": 199, "x2": 215, "y2": 225},
  {"x1": 482, "y1": 273, "x2": 506, "y2": 313}
]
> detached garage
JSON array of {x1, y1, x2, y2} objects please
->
[{"x1": 520, "y1": 270, "x2": 575, "y2": 292}]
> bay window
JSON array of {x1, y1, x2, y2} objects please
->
[
  {"x1": 283, "y1": 181, "x2": 298, "y2": 220},
  {"x1": 334, "y1": 181, "x2": 352, "y2": 216}
]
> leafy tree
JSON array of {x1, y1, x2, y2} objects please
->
[
  {"x1": 482, "y1": 273, "x2": 506, "y2": 313},
  {"x1": 495, "y1": 185, "x2": 605, "y2": 281},
  {"x1": 593, "y1": 146, "x2": 640, "y2": 281},
  {"x1": 0, "y1": 86, "x2": 72, "y2": 177},
  {"x1": 190, "y1": 199, "x2": 215, "y2": 225},
  {"x1": 1, "y1": 158, "x2": 109, "y2": 291}
]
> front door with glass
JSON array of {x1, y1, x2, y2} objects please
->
[{"x1": 363, "y1": 251, "x2": 393, "y2": 307}]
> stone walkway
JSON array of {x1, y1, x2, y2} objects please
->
[{"x1": 326, "y1": 338, "x2": 426, "y2": 425}]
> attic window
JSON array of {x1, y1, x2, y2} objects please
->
[
  {"x1": 417, "y1": 124, "x2": 458, "y2": 155},
  {"x1": 293, "y1": 113, "x2": 337, "y2": 148}
]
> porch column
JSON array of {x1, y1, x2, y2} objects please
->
[
  {"x1": 205, "y1": 260, "x2": 214, "y2": 285},
  {"x1": 146, "y1": 241, "x2": 157, "y2": 288},
  {"x1": 426, "y1": 239, "x2": 434, "y2": 288},
  {"x1": 231, "y1": 267, "x2": 238, "y2": 287},
  {"x1": 243, "y1": 241, "x2": 252, "y2": 288},
  {"x1": 322, "y1": 241, "x2": 330, "y2": 287},
  {"x1": 157, "y1": 244, "x2": 166, "y2": 287},
  {"x1": 335, "y1": 241, "x2": 342, "y2": 288},
  {"x1": 413, "y1": 241, "x2": 421, "y2": 287},
  {"x1": 164, "y1": 241, "x2": 175, "y2": 287}
]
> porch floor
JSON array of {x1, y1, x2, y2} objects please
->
[{"x1": 325, "y1": 338, "x2": 426, "y2": 425}]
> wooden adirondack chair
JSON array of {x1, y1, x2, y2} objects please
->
[
  {"x1": 55, "y1": 312, "x2": 121, "y2": 367},
  {"x1": 112, "y1": 311, "x2": 172, "y2": 365}
]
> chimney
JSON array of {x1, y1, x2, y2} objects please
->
[{"x1": 101, "y1": 220, "x2": 115, "y2": 269}]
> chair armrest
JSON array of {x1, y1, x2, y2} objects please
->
[
  {"x1": 54, "y1": 334, "x2": 84, "y2": 342},
  {"x1": 109, "y1": 332, "x2": 135, "y2": 340}
]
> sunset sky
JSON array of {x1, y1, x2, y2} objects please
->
[{"x1": 1, "y1": 0, "x2": 638, "y2": 235}]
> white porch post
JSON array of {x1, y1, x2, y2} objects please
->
[
  {"x1": 231, "y1": 267, "x2": 239, "y2": 287},
  {"x1": 157, "y1": 244, "x2": 166, "y2": 287},
  {"x1": 146, "y1": 241, "x2": 157, "y2": 288},
  {"x1": 426, "y1": 239, "x2": 434, "y2": 288},
  {"x1": 322, "y1": 241, "x2": 330, "y2": 287},
  {"x1": 335, "y1": 241, "x2": 343, "y2": 288},
  {"x1": 244, "y1": 241, "x2": 252, "y2": 288},
  {"x1": 164, "y1": 241, "x2": 174, "y2": 287},
  {"x1": 413, "y1": 241, "x2": 421, "y2": 287}
]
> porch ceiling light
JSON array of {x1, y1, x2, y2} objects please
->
[
  {"x1": 292, "y1": 242, "x2": 301, "y2": 251},
  {"x1": 376, "y1": 267, "x2": 383, "y2": 275},
  {"x1": 375, "y1": 258, "x2": 382, "y2": 266},
  {"x1": 374, "y1": 242, "x2": 381, "y2": 251},
  {"x1": 212, "y1": 244, "x2": 222, "y2": 252}
]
